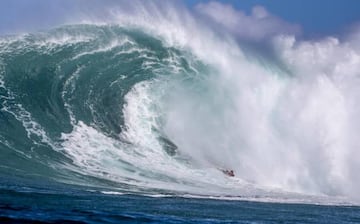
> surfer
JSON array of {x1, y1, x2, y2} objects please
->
[{"x1": 222, "y1": 169, "x2": 235, "y2": 177}]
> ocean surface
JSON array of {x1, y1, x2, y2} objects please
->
[
  {"x1": 1, "y1": 2, "x2": 360, "y2": 223},
  {"x1": 1, "y1": 181, "x2": 359, "y2": 223}
]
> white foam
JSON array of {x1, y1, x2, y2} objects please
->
[
  {"x1": 1, "y1": 101, "x2": 55, "y2": 149},
  {"x1": 93, "y1": 1, "x2": 360, "y2": 202},
  {"x1": 72, "y1": 37, "x2": 126, "y2": 59},
  {"x1": 34, "y1": 34, "x2": 94, "y2": 50},
  {"x1": 61, "y1": 66, "x2": 85, "y2": 125},
  {"x1": 101, "y1": 191, "x2": 125, "y2": 195}
]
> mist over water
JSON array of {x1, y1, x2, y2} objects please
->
[{"x1": 1, "y1": 0, "x2": 360, "y2": 204}]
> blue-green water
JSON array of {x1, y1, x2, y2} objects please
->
[
  {"x1": 1, "y1": 14, "x2": 360, "y2": 223},
  {"x1": 1, "y1": 177, "x2": 359, "y2": 223}
]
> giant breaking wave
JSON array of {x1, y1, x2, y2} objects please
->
[{"x1": 1, "y1": 1, "x2": 360, "y2": 204}]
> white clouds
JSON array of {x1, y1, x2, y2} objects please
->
[
  {"x1": 195, "y1": 1, "x2": 301, "y2": 40},
  {"x1": 251, "y1": 5, "x2": 268, "y2": 19}
]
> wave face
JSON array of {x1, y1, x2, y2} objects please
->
[{"x1": 1, "y1": 2, "x2": 360, "y2": 204}]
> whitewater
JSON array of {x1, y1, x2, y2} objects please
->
[{"x1": 1, "y1": 2, "x2": 360, "y2": 218}]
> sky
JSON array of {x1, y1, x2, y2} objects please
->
[
  {"x1": 187, "y1": 0, "x2": 360, "y2": 36},
  {"x1": 1, "y1": 0, "x2": 360, "y2": 36}
]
